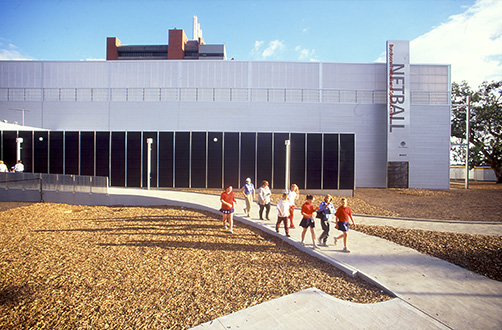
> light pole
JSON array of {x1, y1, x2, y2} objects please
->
[
  {"x1": 9, "y1": 108, "x2": 30, "y2": 126},
  {"x1": 16, "y1": 137, "x2": 23, "y2": 162},
  {"x1": 146, "y1": 138, "x2": 153, "y2": 190},
  {"x1": 465, "y1": 96, "x2": 470, "y2": 189},
  {"x1": 285, "y1": 139, "x2": 291, "y2": 192}
]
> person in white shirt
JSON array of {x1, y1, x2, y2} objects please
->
[
  {"x1": 287, "y1": 184, "x2": 299, "y2": 228},
  {"x1": 0, "y1": 160, "x2": 8, "y2": 172},
  {"x1": 257, "y1": 180, "x2": 271, "y2": 220},
  {"x1": 14, "y1": 160, "x2": 24, "y2": 172},
  {"x1": 276, "y1": 193, "x2": 290, "y2": 237}
]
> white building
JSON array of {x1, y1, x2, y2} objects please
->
[{"x1": 0, "y1": 41, "x2": 451, "y2": 190}]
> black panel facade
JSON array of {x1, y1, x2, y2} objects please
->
[
  {"x1": 95, "y1": 132, "x2": 110, "y2": 178},
  {"x1": 323, "y1": 134, "x2": 339, "y2": 189},
  {"x1": 80, "y1": 132, "x2": 95, "y2": 176},
  {"x1": 158, "y1": 132, "x2": 174, "y2": 187},
  {"x1": 1, "y1": 130, "x2": 356, "y2": 192},
  {"x1": 273, "y1": 133, "x2": 289, "y2": 190},
  {"x1": 256, "y1": 133, "x2": 272, "y2": 184},
  {"x1": 111, "y1": 132, "x2": 125, "y2": 186},
  {"x1": 306, "y1": 133, "x2": 322, "y2": 189},
  {"x1": 175, "y1": 132, "x2": 190, "y2": 187},
  {"x1": 64, "y1": 132, "x2": 79, "y2": 175},
  {"x1": 49, "y1": 131, "x2": 63, "y2": 174},
  {"x1": 290, "y1": 133, "x2": 306, "y2": 189},
  {"x1": 1, "y1": 131, "x2": 17, "y2": 168},
  {"x1": 207, "y1": 132, "x2": 223, "y2": 188},
  {"x1": 190, "y1": 132, "x2": 206, "y2": 188},
  {"x1": 240, "y1": 133, "x2": 256, "y2": 186},
  {"x1": 126, "y1": 132, "x2": 141, "y2": 187},
  {"x1": 18, "y1": 131, "x2": 33, "y2": 173},
  {"x1": 223, "y1": 132, "x2": 239, "y2": 188},
  {"x1": 339, "y1": 134, "x2": 355, "y2": 189}
]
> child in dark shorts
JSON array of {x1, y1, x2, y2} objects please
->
[
  {"x1": 300, "y1": 195, "x2": 319, "y2": 248},
  {"x1": 333, "y1": 197, "x2": 356, "y2": 252}
]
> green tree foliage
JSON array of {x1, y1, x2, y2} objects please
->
[{"x1": 451, "y1": 80, "x2": 502, "y2": 183}]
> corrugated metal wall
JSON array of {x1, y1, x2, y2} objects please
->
[{"x1": 0, "y1": 60, "x2": 451, "y2": 189}]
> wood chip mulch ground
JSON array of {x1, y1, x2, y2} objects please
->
[{"x1": 0, "y1": 203, "x2": 390, "y2": 329}]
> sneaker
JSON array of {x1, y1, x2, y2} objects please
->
[
  {"x1": 224, "y1": 224, "x2": 228, "y2": 230},
  {"x1": 286, "y1": 234, "x2": 291, "y2": 237},
  {"x1": 301, "y1": 242, "x2": 305, "y2": 246},
  {"x1": 276, "y1": 228, "x2": 279, "y2": 233},
  {"x1": 318, "y1": 237, "x2": 322, "y2": 245},
  {"x1": 333, "y1": 237, "x2": 338, "y2": 246},
  {"x1": 312, "y1": 245, "x2": 318, "y2": 249},
  {"x1": 229, "y1": 228, "x2": 233, "y2": 233},
  {"x1": 343, "y1": 246, "x2": 350, "y2": 253}
]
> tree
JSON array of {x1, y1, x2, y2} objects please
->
[{"x1": 451, "y1": 80, "x2": 502, "y2": 183}]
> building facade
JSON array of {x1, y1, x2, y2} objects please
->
[{"x1": 0, "y1": 41, "x2": 451, "y2": 190}]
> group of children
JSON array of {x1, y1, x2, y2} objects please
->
[{"x1": 220, "y1": 181, "x2": 356, "y2": 252}]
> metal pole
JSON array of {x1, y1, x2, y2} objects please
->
[
  {"x1": 465, "y1": 96, "x2": 470, "y2": 189},
  {"x1": 285, "y1": 139, "x2": 291, "y2": 192},
  {"x1": 147, "y1": 138, "x2": 153, "y2": 190},
  {"x1": 16, "y1": 137, "x2": 23, "y2": 162}
]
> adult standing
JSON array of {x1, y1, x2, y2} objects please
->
[
  {"x1": 0, "y1": 160, "x2": 8, "y2": 172},
  {"x1": 220, "y1": 185, "x2": 237, "y2": 233},
  {"x1": 241, "y1": 177, "x2": 255, "y2": 217},
  {"x1": 257, "y1": 180, "x2": 271, "y2": 220},
  {"x1": 287, "y1": 184, "x2": 299, "y2": 228}
]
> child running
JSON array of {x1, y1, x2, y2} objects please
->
[
  {"x1": 317, "y1": 194, "x2": 335, "y2": 246},
  {"x1": 220, "y1": 185, "x2": 237, "y2": 233},
  {"x1": 276, "y1": 193, "x2": 290, "y2": 237},
  {"x1": 299, "y1": 195, "x2": 319, "y2": 248},
  {"x1": 333, "y1": 197, "x2": 356, "y2": 252}
]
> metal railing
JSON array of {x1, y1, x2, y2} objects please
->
[{"x1": 0, "y1": 172, "x2": 109, "y2": 198}]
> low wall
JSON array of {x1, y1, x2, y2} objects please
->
[{"x1": 450, "y1": 167, "x2": 497, "y2": 182}]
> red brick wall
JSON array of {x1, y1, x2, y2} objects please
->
[
  {"x1": 168, "y1": 30, "x2": 187, "y2": 60},
  {"x1": 106, "y1": 37, "x2": 121, "y2": 60}
]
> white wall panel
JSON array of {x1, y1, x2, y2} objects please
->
[
  {"x1": 250, "y1": 62, "x2": 320, "y2": 88},
  {"x1": 41, "y1": 102, "x2": 110, "y2": 130},
  {"x1": 43, "y1": 62, "x2": 108, "y2": 88},
  {"x1": 409, "y1": 105, "x2": 450, "y2": 189},
  {"x1": 0, "y1": 62, "x2": 42, "y2": 88},
  {"x1": 322, "y1": 63, "x2": 386, "y2": 90}
]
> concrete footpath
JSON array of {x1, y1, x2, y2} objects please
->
[{"x1": 87, "y1": 188, "x2": 502, "y2": 329}]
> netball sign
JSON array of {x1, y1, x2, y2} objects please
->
[{"x1": 386, "y1": 40, "x2": 410, "y2": 162}]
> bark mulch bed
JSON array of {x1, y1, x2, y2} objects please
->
[
  {"x1": 355, "y1": 224, "x2": 502, "y2": 281},
  {"x1": 0, "y1": 203, "x2": 390, "y2": 329}
]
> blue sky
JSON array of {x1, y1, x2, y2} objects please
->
[{"x1": 0, "y1": 0, "x2": 501, "y2": 87}]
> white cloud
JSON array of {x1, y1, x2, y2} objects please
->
[
  {"x1": 295, "y1": 46, "x2": 318, "y2": 62},
  {"x1": 262, "y1": 40, "x2": 285, "y2": 58},
  {"x1": 375, "y1": 0, "x2": 501, "y2": 87},
  {"x1": 0, "y1": 40, "x2": 34, "y2": 60},
  {"x1": 413, "y1": 0, "x2": 501, "y2": 87},
  {"x1": 251, "y1": 40, "x2": 285, "y2": 59},
  {"x1": 251, "y1": 40, "x2": 264, "y2": 56}
]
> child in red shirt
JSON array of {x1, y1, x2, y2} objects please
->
[
  {"x1": 333, "y1": 197, "x2": 356, "y2": 252},
  {"x1": 220, "y1": 185, "x2": 237, "y2": 233},
  {"x1": 299, "y1": 195, "x2": 319, "y2": 248}
]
